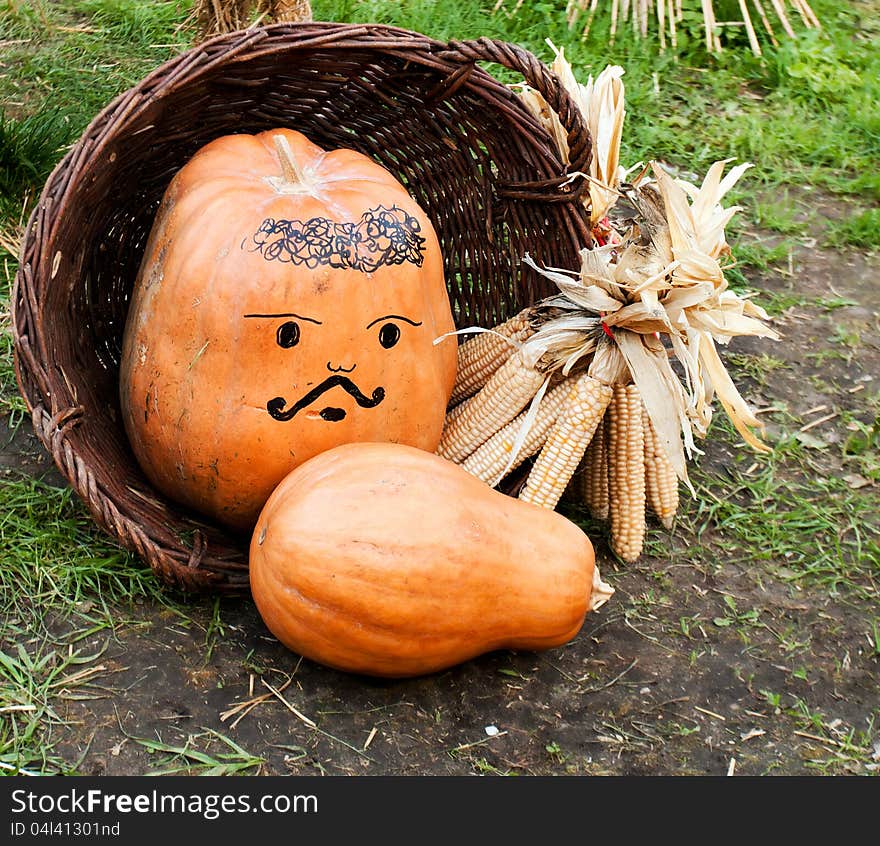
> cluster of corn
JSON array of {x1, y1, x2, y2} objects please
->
[
  {"x1": 438, "y1": 314, "x2": 677, "y2": 563},
  {"x1": 438, "y1": 48, "x2": 780, "y2": 564},
  {"x1": 575, "y1": 383, "x2": 678, "y2": 561}
]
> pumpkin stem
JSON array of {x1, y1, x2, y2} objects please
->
[
  {"x1": 273, "y1": 134, "x2": 305, "y2": 184},
  {"x1": 263, "y1": 135, "x2": 320, "y2": 197}
]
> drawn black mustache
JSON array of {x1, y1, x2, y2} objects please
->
[{"x1": 267, "y1": 375, "x2": 385, "y2": 422}]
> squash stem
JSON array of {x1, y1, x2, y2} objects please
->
[{"x1": 273, "y1": 134, "x2": 307, "y2": 187}]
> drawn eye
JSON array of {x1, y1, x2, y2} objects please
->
[
  {"x1": 378, "y1": 322, "x2": 400, "y2": 349},
  {"x1": 276, "y1": 321, "x2": 300, "y2": 349}
]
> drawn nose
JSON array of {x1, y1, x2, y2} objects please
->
[{"x1": 327, "y1": 361, "x2": 356, "y2": 374}]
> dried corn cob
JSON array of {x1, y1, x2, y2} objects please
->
[
  {"x1": 450, "y1": 309, "x2": 535, "y2": 404},
  {"x1": 437, "y1": 350, "x2": 546, "y2": 464},
  {"x1": 607, "y1": 383, "x2": 646, "y2": 562},
  {"x1": 519, "y1": 373, "x2": 613, "y2": 510},
  {"x1": 444, "y1": 395, "x2": 472, "y2": 425},
  {"x1": 642, "y1": 404, "x2": 679, "y2": 529},
  {"x1": 580, "y1": 414, "x2": 610, "y2": 520},
  {"x1": 461, "y1": 380, "x2": 571, "y2": 485}
]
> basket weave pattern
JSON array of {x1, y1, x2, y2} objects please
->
[{"x1": 13, "y1": 23, "x2": 593, "y2": 592}]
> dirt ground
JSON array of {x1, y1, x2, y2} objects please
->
[{"x1": 5, "y1": 208, "x2": 879, "y2": 776}]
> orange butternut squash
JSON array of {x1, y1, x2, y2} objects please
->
[{"x1": 249, "y1": 442, "x2": 597, "y2": 677}]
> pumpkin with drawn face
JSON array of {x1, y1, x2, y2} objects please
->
[{"x1": 120, "y1": 129, "x2": 457, "y2": 532}]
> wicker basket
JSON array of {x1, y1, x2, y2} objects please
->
[{"x1": 13, "y1": 22, "x2": 594, "y2": 593}]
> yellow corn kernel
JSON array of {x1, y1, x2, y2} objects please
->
[
  {"x1": 519, "y1": 374, "x2": 613, "y2": 510},
  {"x1": 461, "y1": 380, "x2": 570, "y2": 485},
  {"x1": 442, "y1": 395, "x2": 472, "y2": 427},
  {"x1": 450, "y1": 309, "x2": 534, "y2": 404},
  {"x1": 580, "y1": 414, "x2": 609, "y2": 521},
  {"x1": 437, "y1": 351, "x2": 546, "y2": 464},
  {"x1": 643, "y1": 405, "x2": 679, "y2": 529},
  {"x1": 607, "y1": 383, "x2": 646, "y2": 562}
]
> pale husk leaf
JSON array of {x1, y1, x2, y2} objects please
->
[
  {"x1": 515, "y1": 85, "x2": 570, "y2": 162},
  {"x1": 603, "y1": 300, "x2": 675, "y2": 335},
  {"x1": 546, "y1": 44, "x2": 626, "y2": 223},
  {"x1": 662, "y1": 282, "x2": 717, "y2": 315},
  {"x1": 587, "y1": 337, "x2": 630, "y2": 385},
  {"x1": 688, "y1": 309, "x2": 781, "y2": 342},
  {"x1": 578, "y1": 245, "x2": 623, "y2": 294},
  {"x1": 494, "y1": 373, "x2": 553, "y2": 484},
  {"x1": 614, "y1": 331, "x2": 693, "y2": 483},
  {"x1": 582, "y1": 64, "x2": 626, "y2": 222},
  {"x1": 698, "y1": 331, "x2": 772, "y2": 452}
]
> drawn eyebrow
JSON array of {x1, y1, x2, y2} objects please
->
[
  {"x1": 243, "y1": 312, "x2": 322, "y2": 324},
  {"x1": 365, "y1": 314, "x2": 423, "y2": 329}
]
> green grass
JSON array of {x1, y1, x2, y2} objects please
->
[
  {"x1": 126, "y1": 727, "x2": 264, "y2": 776},
  {"x1": 1, "y1": 1, "x2": 878, "y2": 210},
  {"x1": 678, "y1": 416, "x2": 880, "y2": 599},
  {"x1": 723, "y1": 235, "x2": 796, "y2": 292},
  {"x1": 0, "y1": 332, "x2": 27, "y2": 419},
  {"x1": 0, "y1": 0, "x2": 192, "y2": 125},
  {"x1": 0, "y1": 248, "x2": 26, "y2": 420},
  {"x1": 0, "y1": 637, "x2": 112, "y2": 775},
  {"x1": 409, "y1": 1, "x2": 875, "y2": 203},
  {"x1": 0, "y1": 477, "x2": 171, "y2": 634},
  {"x1": 750, "y1": 194, "x2": 808, "y2": 236},
  {"x1": 0, "y1": 107, "x2": 74, "y2": 215},
  {"x1": 788, "y1": 699, "x2": 878, "y2": 774},
  {"x1": 843, "y1": 415, "x2": 880, "y2": 482},
  {"x1": 825, "y1": 208, "x2": 880, "y2": 248},
  {"x1": 724, "y1": 352, "x2": 789, "y2": 383},
  {"x1": 0, "y1": 475, "x2": 204, "y2": 775}
]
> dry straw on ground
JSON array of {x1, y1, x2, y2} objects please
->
[
  {"x1": 495, "y1": 0, "x2": 822, "y2": 56},
  {"x1": 192, "y1": 0, "x2": 312, "y2": 37}
]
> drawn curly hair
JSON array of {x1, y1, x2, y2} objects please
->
[{"x1": 250, "y1": 205, "x2": 426, "y2": 272}]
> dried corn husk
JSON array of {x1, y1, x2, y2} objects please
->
[
  {"x1": 579, "y1": 63, "x2": 626, "y2": 223},
  {"x1": 515, "y1": 46, "x2": 626, "y2": 231},
  {"x1": 439, "y1": 45, "x2": 780, "y2": 565},
  {"x1": 523, "y1": 151, "x2": 779, "y2": 468}
]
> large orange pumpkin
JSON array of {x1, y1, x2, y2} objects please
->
[{"x1": 120, "y1": 129, "x2": 457, "y2": 531}]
